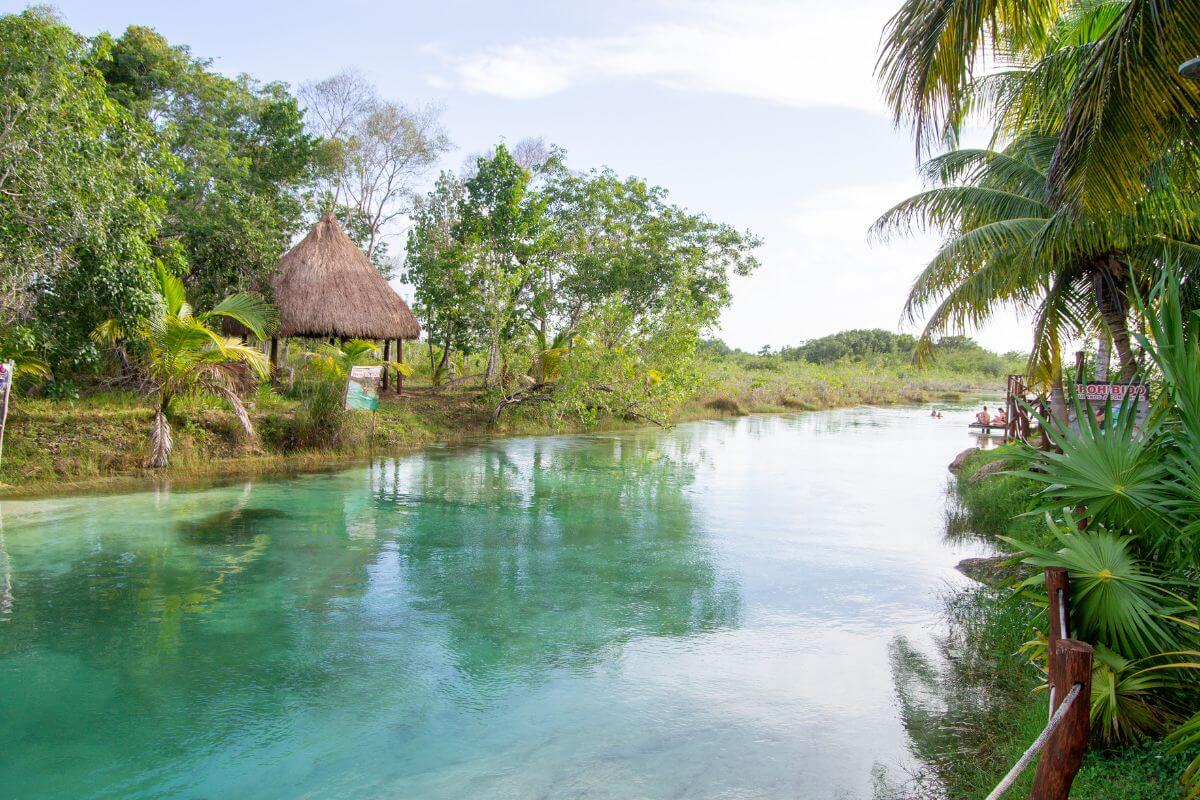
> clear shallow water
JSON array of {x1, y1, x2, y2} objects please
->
[{"x1": 0, "y1": 406, "x2": 988, "y2": 800}]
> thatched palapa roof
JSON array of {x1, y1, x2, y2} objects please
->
[{"x1": 273, "y1": 212, "x2": 420, "y2": 340}]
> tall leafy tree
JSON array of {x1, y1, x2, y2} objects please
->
[
  {"x1": 95, "y1": 25, "x2": 320, "y2": 307},
  {"x1": 455, "y1": 144, "x2": 547, "y2": 385},
  {"x1": 402, "y1": 171, "x2": 476, "y2": 381},
  {"x1": 0, "y1": 8, "x2": 170, "y2": 372},
  {"x1": 405, "y1": 143, "x2": 760, "y2": 421}
]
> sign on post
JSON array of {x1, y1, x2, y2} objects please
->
[
  {"x1": 1073, "y1": 382, "x2": 1149, "y2": 402},
  {"x1": 1071, "y1": 382, "x2": 1151, "y2": 431},
  {"x1": 0, "y1": 361, "x2": 13, "y2": 476},
  {"x1": 345, "y1": 365, "x2": 382, "y2": 412}
]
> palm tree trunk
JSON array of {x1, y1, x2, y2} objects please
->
[
  {"x1": 1050, "y1": 380, "x2": 1068, "y2": 427},
  {"x1": 1094, "y1": 259, "x2": 1137, "y2": 382},
  {"x1": 147, "y1": 400, "x2": 173, "y2": 468},
  {"x1": 1095, "y1": 335, "x2": 1111, "y2": 382}
]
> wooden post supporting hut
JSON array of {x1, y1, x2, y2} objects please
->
[{"x1": 271, "y1": 213, "x2": 420, "y2": 391}]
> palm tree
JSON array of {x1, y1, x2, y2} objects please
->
[
  {"x1": 872, "y1": 133, "x2": 1200, "y2": 401},
  {"x1": 94, "y1": 264, "x2": 275, "y2": 468},
  {"x1": 0, "y1": 338, "x2": 51, "y2": 383},
  {"x1": 877, "y1": 0, "x2": 1200, "y2": 212}
]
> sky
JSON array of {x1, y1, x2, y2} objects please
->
[{"x1": 14, "y1": 0, "x2": 1030, "y2": 353}]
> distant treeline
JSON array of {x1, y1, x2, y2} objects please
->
[{"x1": 700, "y1": 329, "x2": 1024, "y2": 376}]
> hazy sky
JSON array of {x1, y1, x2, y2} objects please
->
[{"x1": 16, "y1": 0, "x2": 1030, "y2": 353}]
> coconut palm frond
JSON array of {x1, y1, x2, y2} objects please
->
[
  {"x1": 153, "y1": 261, "x2": 190, "y2": 319},
  {"x1": 871, "y1": 186, "x2": 1050, "y2": 241},
  {"x1": 919, "y1": 146, "x2": 1049, "y2": 195},
  {"x1": 201, "y1": 293, "x2": 278, "y2": 340},
  {"x1": 1027, "y1": 268, "x2": 1094, "y2": 379},
  {"x1": 1049, "y1": 0, "x2": 1200, "y2": 211},
  {"x1": 89, "y1": 319, "x2": 126, "y2": 347},
  {"x1": 876, "y1": 0, "x2": 1068, "y2": 153},
  {"x1": 1048, "y1": 0, "x2": 1130, "y2": 47},
  {"x1": 211, "y1": 383, "x2": 256, "y2": 437},
  {"x1": 910, "y1": 246, "x2": 1057, "y2": 363},
  {"x1": 902, "y1": 218, "x2": 1048, "y2": 322}
]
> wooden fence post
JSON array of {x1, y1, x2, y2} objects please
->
[
  {"x1": 1030, "y1": 639, "x2": 1093, "y2": 800},
  {"x1": 1045, "y1": 567, "x2": 1071, "y2": 677}
]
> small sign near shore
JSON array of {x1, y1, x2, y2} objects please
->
[
  {"x1": 345, "y1": 365, "x2": 382, "y2": 412},
  {"x1": 0, "y1": 361, "x2": 13, "y2": 477}
]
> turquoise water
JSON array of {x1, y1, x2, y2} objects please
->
[{"x1": 0, "y1": 406, "x2": 986, "y2": 799}]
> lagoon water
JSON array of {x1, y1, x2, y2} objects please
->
[{"x1": 0, "y1": 406, "x2": 988, "y2": 799}]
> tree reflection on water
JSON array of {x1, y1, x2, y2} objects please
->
[{"x1": 371, "y1": 433, "x2": 742, "y2": 682}]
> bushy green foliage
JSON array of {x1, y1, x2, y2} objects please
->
[
  {"x1": 405, "y1": 143, "x2": 761, "y2": 422},
  {"x1": 0, "y1": 8, "x2": 172, "y2": 373},
  {"x1": 94, "y1": 25, "x2": 319, "y2": 308},
  {"x1": 549, "y1": 296, "x2": 705, "y2": 426},
  {"x1": 0, "y1": 11, "x2": 318, "y2": 378}
]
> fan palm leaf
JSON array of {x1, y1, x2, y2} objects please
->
[
  {"x1": 1005, "y1": 518, "x2": 1180, "y2": 659},
  {"x1": 1010, "y1": 394, "x2": 1176, "y2": 544},
  {"x1": 1090, "y1": 643, "x2": 1177, "y2": 744}
]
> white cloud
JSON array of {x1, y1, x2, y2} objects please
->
[{"x1": 433, "y1": 0, "x2": 895, "y2": 112}]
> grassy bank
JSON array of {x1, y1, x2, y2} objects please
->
[
  {"x1": 0, "y1": 355, "x2": 1007, "y2": 497},
  {"x1": 695, "y1": 355, "x2": 1000, "y2": 414},
  {"x1": 885, "y1": 448, "x2": 1189, "y2": 800}
]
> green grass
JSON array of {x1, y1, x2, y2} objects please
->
[
  {"x1": 696, "y1": 355, "x2": 1006, "y2": 414},
  {"x1": 947, "y1": 446, "x2": 1047, "y2": 545}
]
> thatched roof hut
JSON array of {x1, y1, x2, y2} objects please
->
[{"x1": 273, "y1": 212, "x2": 420, "y2": 341}]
